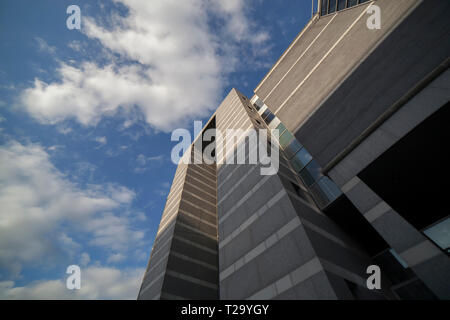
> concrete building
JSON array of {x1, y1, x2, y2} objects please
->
[{"x1": 138, "y1": 0, "x2": 450, "y2": 300}]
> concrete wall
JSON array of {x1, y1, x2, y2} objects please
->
[{"x1": 138, "y1": 142, "x2": 219, "y2": 300}]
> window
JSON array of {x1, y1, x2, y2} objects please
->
[
  {"x1": 321, "y1": 0, "x2": 367, "y2": 16},
  {"x1": 264, "y1": 112, "x2": 276, "y2": 124},
  {"x1": 309, "y1": 176, "x2": 342, "y2": 208},
  {"x1": 321, "y1": 0, "x2": 328, "y2": 15},
  {"x1": 253, "y1": 98, "x2": 264, "y2": 111},
  {"x1": 423, "y1": 217, "x2": 450, "y2": 253},
  {"x1": 278, "y1": 130, "x2": 294, "y2": 149},
  {"x1": 261, "y1": 108, "x2": 271, "y2": 120},
  {"x1": 275, "y1": 123, "x2": 287, "y2": 136},
  {"x1": 299, "y1": 160, "x2": 322, "y2": 187},
  {"x1": 337, "y1": 0, "x2": 347, "y2": 11},
  {"x1": 328, "y1": 0, "x2": 337, "y2": 13},
  {"x1": 289, "y1": 148, "x2": 312, "y2": 173},
  {"x1": 284, "y1": 139, "x2": 302, "y2": 159}
]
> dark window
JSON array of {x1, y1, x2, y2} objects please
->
[
  {"x1": 253, "y1": 98, "x2": 264, "y2": 111},
  {"x1": 337, "y1": 0, "x2": 347, "y2": 11},
  {"x1": 261, "y1": 108, "x2": 271, "y2": 120},
  {"x1": 289, "y1": 147, "x2": 312, "y2": 173},
  {"x1": 347, "y1": 0, "x2": 358, "y2": 7},
  {"x1": 284, "y1": 139, "x2": 302, "y2": 159},
  {"x1": 310, "y1": 176, "x2": 342, "y2": 209},
  {"x1": 328, "y1": 0, "x2": 337, "y2": 13},
  {"x1": 264, "y1": 112, "x2": 276, "y2": 124},
  {"x1": 321, "y1": 0, "x2": 328, "y2": 15},
  {"x1": 299, "y1": 160, "x2": 322, "y2": 187},
  {"x1": 278, "y1": 130, "x2": 294, "y2": 149}
]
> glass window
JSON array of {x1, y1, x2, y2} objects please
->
[
  {"x1": 359, "y1": 0, "x2": 370, "y2": 3},
  {"x1": 328, "y1": 0, "x2": 337, "y2": 13},
  {"x1": 289, "y1": 147, "x2": 312, "y2": 173},
  {"x1": 321, "y1": 0, "x2": 328, "y2": 15},
  {"x1": 310, "y1": 176, "x2": 342, "y2": 208},
  {"x1": 337, "y1": 0, "x2": 347, "y2": 11},
  {"x1": 264, "y1": 112, "x2": 276, "y2": 124},
  {"x1": 299, "y1": 160, "x2": 322, "y2": 187},
  {"x1": 275, "y1": 123, "x2": 286, "y2": 136},
  {"x1": 423, "y1": 217, "x2": 450, "y2": 252},
  {"x1": 284, "y1": 139, "x2": 302, "y2": 159},
  {"x1": 347, "y1": 0, "x2": 358, "y2": 7},
  {"x1": 253, "y1": 98, "x2": 264, "y2": 111},
  {"x1": 261, "y1": 108, "x2": 271, "y2": 120},
  {"x1": 278, "y1": 130, "x2": 294, "y2": 149}
]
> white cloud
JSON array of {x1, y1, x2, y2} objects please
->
[
  {"x1": 0, "y1": 267, "x2": 144, "y2": 299},
  {"x1": 107, "y1": 253, "x2": 126, "y2": 263},
  {"x1": 19, "y1": 0, "x2": 270, "y2": 132},
  {"x1": 134, "y1": 153, "x2": 165, "y2": 173},
  {"x1": 80, "y1": 252, "x2": 91, "y2": 267},
  {"x1": 94, "y1": 136, "x2": 107, "y2": 145},
  {"x1": 34, "y1": 37, "x2": 56, "y2": 55},
  {"x1": 0, "y1": 141, "x2": 144, "y2": 279}
]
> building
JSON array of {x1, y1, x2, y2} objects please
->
[{"x1": 138, "y1": 0, "x2": 450, "y2": 300}]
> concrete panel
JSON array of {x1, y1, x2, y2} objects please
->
[{"x1": 293, "y1": 0, "x2": 450, "y2": 167}]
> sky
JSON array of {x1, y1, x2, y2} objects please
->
[{"x1": 0, "y1": 0, "x2": 312, "y2": 299}]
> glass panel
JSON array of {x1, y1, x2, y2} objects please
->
[
  {"x1": 275, "y1": 123, "x2": 286, "y2": 136},
  {"x1": 359, "y1": 0, "x2": 370, "y2": 3},
  {"x1": 328, "y1": 0, "x2": 337, "y2": 13},
  {"x1": 347, "y1": 0, "x2": 358, "y2": 7},
  {"x1": 253, "y1": 98, "x2": 264, "y2": 110},
  {"x1": 423, "y1": 217, "x2": 450, "y2": 251},
  {"x1": 310, "y1": 176, "x2": 342, "y2": 208},
  {"x1": 321, "y1": 0, "x2": 328, "y2": 15},
  {"x1": 264, "y1": 112, "x2": 276, "y2": 124},
  {"x1": 284, "y1": 139, "x2": 302, "y2": 159},
  {"x1": 261, "y1": 108, "x2": 271, "y2": 120},
  {"x1": 337, "y1": 0, "x2": 347, "y2": 11},
  {"x1": 278, "y1": 130, "x2": 294, "y2": 149},
  {"x1": 289, "y1": 148, "x2": 312, "y2": 172},
  {"x1": 299, "y1": 160, "x2": 322, "y2": 187},
  {"x1": 258, "y1": 105, "x2": 267, "y2": 116}
]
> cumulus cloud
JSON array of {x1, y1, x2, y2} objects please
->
[
  {"x1": 19, "y1": 0, "x2": 270, "y2": 132},
  {"x1": 0, "y1": 267, "x2": 144, "y2": 299},
  {"x1": 0, "y1": 141, "x2": 144, "y2": 279}
]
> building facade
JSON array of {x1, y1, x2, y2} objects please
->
[{"x1": 138, "y1": 0, "x2": 450, "y2": 300}]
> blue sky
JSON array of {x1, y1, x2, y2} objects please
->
[{"x1": 0, "y1": 0, "x2": 312, "y2": 299}]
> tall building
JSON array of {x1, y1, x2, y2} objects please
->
[{"x1": 138, "y1": 0, "x2": 450, "y2": 300}]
